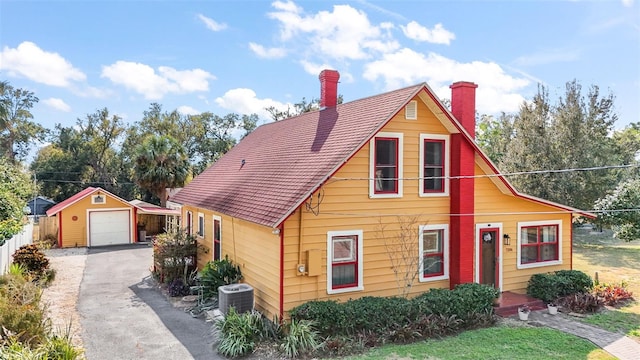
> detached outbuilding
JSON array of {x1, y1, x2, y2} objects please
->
[{"x1": 45, "y1": 187, "x2": 179, "y2": 248}]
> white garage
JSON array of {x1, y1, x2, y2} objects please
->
[{"x1": 89, "y1": 210, "x2": 132, "y2": 246}]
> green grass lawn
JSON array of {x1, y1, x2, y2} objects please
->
[{"x1": 345, "y1": 325, "x2": 614, "y2": 360}]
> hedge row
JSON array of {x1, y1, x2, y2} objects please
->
[
  {"x1": 289, "y1": 283, "x2": 499, "y2": 338},
  {"x1": 526, "y1": 270, "x2": 593, "y2": 303}
]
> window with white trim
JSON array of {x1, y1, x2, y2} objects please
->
[
  {"x1": 419, "y1": 134, "x2": 449, "y2": 196},
  {"x1": 517, "y1": 220, "x2": 562, "y2": 269},
  {"x1": 91, "y1": 194, "x2": 106, "y2": 204},
  {"x1": 370, "y1": 132, "x2": 403, "y2": 198},
  {"x1": 327, "y1": 230, "x2": 364, "y2": 294},
  {"x1": 213, "y1": 215, "x2": 222, "y2": 261},
  {"x1": 197, "y1": 213, "x2": 205, "y2": 237},
  {"x1": 419, "y1": 224, "x2": 449, "y2": 282}
]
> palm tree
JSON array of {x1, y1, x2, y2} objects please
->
[{"x1": 133, "y1": 135, "x2": 190, "y2": 207}]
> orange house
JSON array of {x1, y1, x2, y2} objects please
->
[
  {"x1": 46, "y1": 187, "x2": 178, "y2": 248},
  {"x1": 171, "y1": 70, "x2": 593, "y2": 319}
]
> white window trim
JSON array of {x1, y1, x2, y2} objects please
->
[
  {"x1": 405, "y1": 100, "x2": 417, "y2": 120},
  {"x1": 197, "y1": 212, "x2": 205, "y2": 237},
  {"x1": 419, "y1": 134, "x2": 450, "y2": 197},
  {"x1": 213, "y1": 215, "x2": 222, "y2": 261},
  {"x1": 369, "y1": 132, "x2": 404, "y2": 199},
  {"x1": 517, "y1": 220, "x2": 563, "y2": 269},
  {"x1": 418, "y1": 224, "x2": 449, "y2": 282},
  {"x1": 327, "y1": 230, "x2": 364, "y2": 294}
]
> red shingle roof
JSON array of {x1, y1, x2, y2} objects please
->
[
  {"x1": 46, "y1": 187, "x2": 98, "y2": 216},
  {"x1": 171, "y1": 84, "x2": 424, "y2": 227}
]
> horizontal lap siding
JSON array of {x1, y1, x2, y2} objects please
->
[
  {"x1": 282, "y1": 100, "x2": 453, "y2": 315},
  {"x1": 183, "y1": 206, "x2": 281, "y2": 318},
  {"x1": 474, "y1": 164, "x2": 572, "y2": 293},
  {"x1": 61, "y1": 194, "x2": 133, "y2": 248}
]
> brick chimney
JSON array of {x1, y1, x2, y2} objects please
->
[
  {"x1": 319, "y1": 69, "x2": 340, "y2": 108},
  {"x1": 448, "y1": 81, "x2": 478, "y2": 288},
  {"x1": 450, "y1": 81, "x2": 478, "y2": 138}
]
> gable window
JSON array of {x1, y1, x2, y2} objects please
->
[
  {"x1": 213, "y1": 215, "x2": 222, "y2": 261},
  {"x1": 419, "y1": 134, "x2": 449, "y2": 196},
  {"x1": 517, "y1": 220, "x2": 562, "y2": 269},
  {"x1": 327, "y1": 230, "x2": 363, "y2": 294},
  {"x1": 370, "y1": 132, "x2": 403, "y2": 198},
  {"x1": 419, "y1": 224, "x2": 449, "y2": 282},
  {"x1": 91, "y1": 194, "x2": 106, "y2": 204},
  {"x1": 197, "y1": 213, "x2": 205, "y2": 237},
  {"x1": 185, "y1": 211, "x2": 193, "y2": 236}
]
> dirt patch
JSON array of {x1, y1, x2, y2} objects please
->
[{"x1": 41, "y1": 248, "x2": 87, "y2": 349}]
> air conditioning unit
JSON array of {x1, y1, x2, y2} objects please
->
[{"x1": 218, "y1": 284, "x2": 254, "y2": 315}]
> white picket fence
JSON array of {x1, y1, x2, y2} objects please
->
[{"x1": 0, "y1": 218, "x2": 34, "y2": 276}]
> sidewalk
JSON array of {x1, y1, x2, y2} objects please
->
[{"x1": 525, "y1": 310, "x2": 640, "y2": 360}]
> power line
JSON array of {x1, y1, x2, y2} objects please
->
[
  {"x1": 330, "y1": 164, "x2": 639, "y2": 182},
  {"x1": 317, "y1": 208, "x2": 640, "y2": 218}
]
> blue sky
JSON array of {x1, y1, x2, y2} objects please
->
[{"x1": 1, "y1": 0, "x2": 638, "y2": 143}]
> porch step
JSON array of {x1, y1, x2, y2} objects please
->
[{"x1": 493, "y1": 291, "x2": 546, "y2": 317}]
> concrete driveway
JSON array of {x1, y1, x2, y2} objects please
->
[{"x1": 78, "y1": 244, "x2": 220, "y2": 360}]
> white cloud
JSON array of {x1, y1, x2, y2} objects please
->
[
  {"x1": 0, "y1": 41, "x2": 86, "y2": 87},
  {"x1": 267, "y1": 2, "x2": 399, "y2": 60},
  {"x1": 215, "y1": 88, "x2": 290, "y2": 120},
  {"x1": 622, "y1": 0, "x2": 634, "y2": 7},
  {"x1": 197, "y1": 14, "x2": 227, "y2": 31},
  {"x1": 248, "y1": 42, "x2": 287, "y2": 59},
  {"x1": 101, "y1": 61, "x2": 215, "y2": 100},
  {"x1": 299, "y1": 60, "x2": 355, "y2": 83},
  {"x1": 42, "y1": 98, "x2": 71, "y2": 112},
  {"x1": 177, "y1": 105, "x2": 200, "y2": 115},
  {"x1": 363, "y1": 48, "x2": 530, "y2": 113},
  {"x1": 401, "y1": 21, "x2": 455, "y2": 45}
]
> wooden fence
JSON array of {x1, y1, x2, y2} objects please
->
[
  {"x1": 0, "y1": 218, "x2": 34, "y2": 276},
  {"x1": 37, "y1": 216, "x2": 59, "y2": 242}
]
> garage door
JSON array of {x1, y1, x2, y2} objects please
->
[{"x1": 89, "y1": 210, "x2": 131, "y2": 246}]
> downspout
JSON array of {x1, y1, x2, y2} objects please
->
[
  {"x1": 570, "y1": 214, "x2": 573, "y2": 270},
  {"x1": 279, "y1": 225, "x2": 285, "y2": 320},
  {"x1": 298, "y1": 207, "x2": 304, "y2": 269}
]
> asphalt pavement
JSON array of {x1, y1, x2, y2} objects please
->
[{"x1": 78, "y1": 244, "x2": 220, "y2": 360}]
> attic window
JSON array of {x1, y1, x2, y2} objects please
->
[
  {"x1": 405, "y1": 100, "x2": 417, "y2": 120},
  {"x1": 92, "y1": 195, "x2": 105, "y2": 204}
]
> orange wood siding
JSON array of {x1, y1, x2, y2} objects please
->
[
  {"x1": 281, "y1": 98, "x2": 452, "y2": 316},
  {"x1": 474, "y1": 163, "x2": 572, "y2": 293},
  {"x1": 181, "y1": 205, "x2": 281, "y2": 318},
  {"x1": 59, "y1": 193, "x2": 134, "y2": 248}
]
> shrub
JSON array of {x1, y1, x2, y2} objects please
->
[
  {"x1": 0, "y1": 273, "x2": 50, "y2": 345},
  {"x1": 152, "y1": 230, "x2": 201, "y2": 285},
  {"x1": 560, "y1": 293, "x2": 603, "y2": 313},
  {"x1": 594, "y1": 281, "x2": 634, "y2": 306},
  {"x1": 289, "y1": 300, "x2": 347, "y2": 337},
  {"x1": 199, "y1": 256, "x2": 242, "y2": 299},
  {"x1": 554, "y1": 270, "x2": 593, "y2": 294},
  {"x1": 279, "y1": 319, "x2": 320, "y2": 358},
  {"x1": 291, "y1": 283, "x2": 497, "y2": 340},
  {"x1": 12, "y1": 244, "x2": 50, "y2": 281},
  {"x1": 215, "y1": 308, "x2": 263, "y2": 357},
  {"x1": 167, "y1": 278, "x2": 190, "y2": 297},
  {"x1": 527, "y1": 270, "x2": 593, "y2": 302}
]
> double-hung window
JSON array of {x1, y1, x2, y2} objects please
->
[
  {"x1": 327, "y1": 230, "x2": 363, "y2": 294},
  {"x1": 370, "y1": 132, "x2": 403, "y2": 198},
  {"x1": 517, "y1": 220, "x2": 562, "y2": 268},
  {"x1": 419, "y1": 134, "x2": 449, "y2": 196},
  {"x1": 419, "y1": 224, "x2": 449, "y2": 282},
  {"x1": 197, "y1": 213, "x2": 205, "y2": 237},
  {"x1": 213, "y1": 215, "x2": 222, "y2": 261}
]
